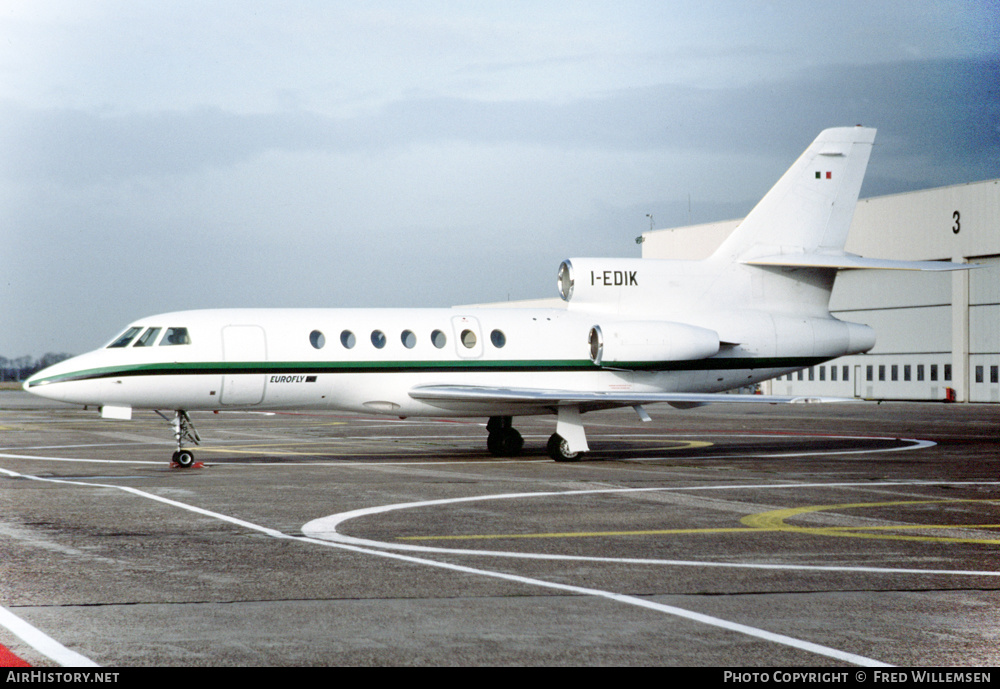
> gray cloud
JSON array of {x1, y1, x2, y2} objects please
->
[
  {"x1": 3, "y1": 57, "x2": 997, "y2": 193},
  {"x1": 4, "y1": 55, "x2": 998, "y2": 356}
]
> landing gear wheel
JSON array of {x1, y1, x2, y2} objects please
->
[
  {"x1": 486, "y1": 416, "x2": 523, "y2": 457},
  {"x1": 487, "y1": 429, "x2": 524, "y2": 457},
  {"x1": 547, "y1": 433, "x2": 581, "y2": 462},
  {"x1": 172, "y1": 449, "x2": 196, "y2": 468}
]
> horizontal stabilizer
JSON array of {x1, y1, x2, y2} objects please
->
[{"x1": 744, "y1": 253, "x2": 977, "y2": 272}]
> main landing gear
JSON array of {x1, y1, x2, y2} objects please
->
[
  {"x1": 156, "y1": 410, "x2": 202, "y2": 469},
  {"x1": 486, "y1": 416, "x2": 523, "y2": 457},
  {"x1": 486, "y1": 414, "x2": 587, "y2": 462},
  {"x1": 546, "y1": 433, "x2": 581, "y2": 462}
]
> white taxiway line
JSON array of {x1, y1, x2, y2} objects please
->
[
  {"x1": 302, "y1": 480, "x2": 1000, "y2": 576},
  {"x1": 0, "y1": 606, "x2": 99, "y2": 668},
  {"x1": 0, "y1": 434, "x2": 935, "y2": 467},
  {"x1": 0, "y1": 465, "x2": 895, "y2": 667}
]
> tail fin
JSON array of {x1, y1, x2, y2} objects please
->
[{"x1": 710, "y1": 126, "x2": 876, "y2": 263}]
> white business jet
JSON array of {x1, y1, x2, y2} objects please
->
[{"x1": 25, "y1": 127, "x2": 969, "y2": 466}]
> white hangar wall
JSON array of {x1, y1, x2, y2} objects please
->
[{"x1": 641, "y1": 179, "x2": 1000, "y2": 403}]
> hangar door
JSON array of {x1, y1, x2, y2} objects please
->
[{"x1": 221, "y1": 325, "x2": 266, "y2": 406}]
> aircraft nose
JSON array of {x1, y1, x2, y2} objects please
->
[
  {"x1": 22, "y1": 355, "x2": 83, "y2": 401},
  {"x1": 23, "y1": 367, "x2": 60, "y2": 397}
]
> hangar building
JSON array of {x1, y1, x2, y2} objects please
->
[{"x1": 640, "y1": 179, "x2": 1000, "y2": 403}]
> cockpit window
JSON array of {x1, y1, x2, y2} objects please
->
[
  {"x1": 160, "y1": 327, "x2": 191, "y2": 346},
  {"x1": 107, "y1": 326, "x2": 142, "y2": 348},
  {"x1": 133, "y1": 327, "x2": 162, "y2": 347}
]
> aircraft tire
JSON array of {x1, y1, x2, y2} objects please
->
[
  {"x1": 547, "y1": 433, "x2": 581, "y2": 462},
  {"x1": 173, "y1": 449, "x2": 196, "y2": 468},
  {"x1": 487, "y1": 429, "x2": 524, "y2": 457}
]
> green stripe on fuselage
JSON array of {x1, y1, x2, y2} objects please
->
[{"x1": 29, "y1": 356, "x2": 828, "y2": 387}]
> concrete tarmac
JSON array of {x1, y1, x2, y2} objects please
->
[{"x1": 1, "y1": 389, "x2": 998, "y2": 667}]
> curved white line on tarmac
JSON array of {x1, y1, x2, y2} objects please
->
[
  {"x1": 0, "y1": 465, "x2": 890, "y2": 667},
  {"x1": 301, "y1": 479, "x2": 1000, "y2": 578},
  {"x1": 625, "y1": 436, "x2": 937, "y2": 461}
]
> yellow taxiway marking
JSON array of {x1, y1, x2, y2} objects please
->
[
  {"x1": 398, "y1": 527, "x2": 765, "y2": 541},
  {"x1": 398, "y1": 499, "x2": 1000, "y2": 544},
  {"x1": 741, "y1": 498, "x2": 1000, "y2": 544}
]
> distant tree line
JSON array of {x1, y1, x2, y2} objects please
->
[{"x1": 0, "y1": 353, "x2": 74, "y2": 382}]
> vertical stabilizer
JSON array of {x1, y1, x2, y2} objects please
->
[{"x1": 711, "y1": 127, "x2": 876, "y2": 263}]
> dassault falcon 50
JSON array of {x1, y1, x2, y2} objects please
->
[{"x1": 25, "y1": 127, "x2": 970, "y2": 466}]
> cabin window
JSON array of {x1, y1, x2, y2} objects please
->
[
  {"x1": 460, "y1": 329, "x2": 477, "y2": 349},
  {"x1": 930, "y1": 365, "x2": 938, "y2": 381},
  {"x1": 490, "y1": 329, "x2": 506, "y2": 348},
  {"x1": 108, "y1": 326, "x2": 142, "y2": 348},
  {"x1": 401, "y1": 330, "x2": 417, "y2": 349},
  {"x1": 310, "y1": 330, "x2": 326, "y2": 349},
  {"x1": 341, "y1": 330, "x2": 356, "y2": 349},
  {"x1": 371, "y1": 330, "x2": 386, "y2": 349},
  {"x1": 160, "y1": 327, "x2": 191, "y2": 346},
  {"x1": 431, "y1": 329, "x2": 447, "y2": 348},
  {"x1": 134, "y1": 327, "x2": 161, "y2": 347}
]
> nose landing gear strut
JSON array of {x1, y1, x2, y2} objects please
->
[{"x1": 156, "y1": 410, "x2": 203, "y2": 468}]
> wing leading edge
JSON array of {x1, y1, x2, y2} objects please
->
[{"x1": 409, "y1": 384, "x2": 856, "y2": 413}]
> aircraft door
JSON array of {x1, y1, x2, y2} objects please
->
[
  {"x1": 221, "y1": 325, "x2": 267, "y2": 406},
  {"x1": 451, "y1": 316, "x2": 483, "y2": 359}
]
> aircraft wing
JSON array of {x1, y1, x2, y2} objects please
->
[
  {"x1": 409, "y1": 384, "x2": 856, "y2": 413},
  {"x1": 744, "y1": 253, "x2": 976, "y2": 271}
]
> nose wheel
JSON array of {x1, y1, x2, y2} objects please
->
[{"x1": 171, "y1": 449, "x2": 196, "y2": 468}]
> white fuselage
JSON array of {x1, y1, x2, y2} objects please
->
[{"x1": 24, "y1": 302, "x2": 871, "y2": 418}]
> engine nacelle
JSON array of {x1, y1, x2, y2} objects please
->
[{"x1": 588, "y1": 321, "x2": 721, "y2": 367}]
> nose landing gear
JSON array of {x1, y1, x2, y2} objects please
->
[{"x1": 156, "y1": 410, "x2": 203, "y2": 469}]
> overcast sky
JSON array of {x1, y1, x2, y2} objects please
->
[{"x1": 2, "y1": 1, "x2": 998, "y2": 356}]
